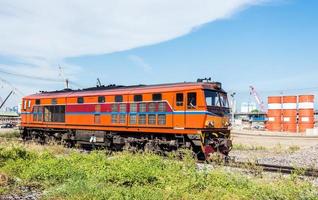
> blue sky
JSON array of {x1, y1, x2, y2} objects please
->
[{"x1": 0, "y1": 0, "x2": 318, "y2": 109}]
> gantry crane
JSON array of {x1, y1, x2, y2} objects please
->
[
  {"x1": 0, "y1": 90, "x2": 14, "y2": 110},
  {"x1": 249, "y1": 86, "x2": 266, "y2": 113}
]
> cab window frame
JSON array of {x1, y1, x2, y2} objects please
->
[
  {"x1": 176, "y1": 93, "x2": 184, "y2": 106},
  {"x1": 152, "y1": 93, "x2": 162, "y2": 101},
  {"x1": 115, "y1": 95, "x2": 123, "y2": 102},
  {"x1": 35, "y1": 99, "x2": 41, "y2": 105},
  {"x1": 187, "y1": 92, "x2": 197, "y2": 109},
  {"x1": 77, "y1": 97, "x2": 84, "y2": 104},
  {"x1": 134, "y1": 95, "x2": 143, "y2": 102},
  {"x1": 98, "y1": 96, "x2": 106, "y2": 103}
]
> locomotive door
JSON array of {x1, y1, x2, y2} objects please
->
[{"x1": 173, "y1": 93, "x2": 185, "y2": 129}]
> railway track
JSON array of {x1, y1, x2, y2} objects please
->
[
  {"x1": 230, "y1": 161, "x2": 318, "y2": 177},
  {"x1": 200, "y1": 158, "x2": 318, "y2": 177}
]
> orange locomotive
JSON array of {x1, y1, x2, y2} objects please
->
[{"x1": 20, "y1": 79, "x2": 232, "y2": 159}]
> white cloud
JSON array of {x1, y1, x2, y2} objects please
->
[
  {"x1": 0, "y1": 0, "x2": 264, "y2": 58},
  {"x1": 128, "y1": 55, "x2": 152, "y2": 72},
  {"x1": 0, "y1": 0, "x2": 264, "y2": 103}
]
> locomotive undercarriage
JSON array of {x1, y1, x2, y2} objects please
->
[{"x1": 20, "y1": 128, "x2": 231, "y2": 160}]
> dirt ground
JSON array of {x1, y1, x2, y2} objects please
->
[{"x1": 232, "y1": 130, "x2": 318, "y2": 149}]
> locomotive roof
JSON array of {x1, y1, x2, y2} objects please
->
[{"x1": 25, "y1": 82, "x2": 226, "y2": 99}]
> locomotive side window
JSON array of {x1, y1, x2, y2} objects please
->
[
  {"x1": 51, "y1": 98, "x2": 57, "y2": 105},
  {"x1": 119, "y1": 104, "x2": 127, "y2": 124},
  {"x1": 148, "y1": 114, "x2": 156, "y2": 125},
  {"x1": 119, "y1": 104, "x2": 126, "y2": 112},
  {"x1": 98, "y1": 96, "x2": 105, "y2": 103},
  {"x1": 148, "y1": 102, "x2": 156, "y2": 112},
  {"x1": 43, "y1": 105, "x2": 65, "y2": 122},
  {"x1": 134, "y1": 95, "x2": 143, "y2": 102},
  {"x1": 139, "y1": 103, "x2": 146, "y2": 112},
  {"x1": 38, "y1": 107, "x2": 43, "y2": 121},
  {"x1": 111, "y1": 104, "x2": 118, "y2": 112},
  {"x1": 115, "y1": 95, "x2": 123, "y2": 102},
  {"x1": 33, "y1": 107, "x2": 38, "y2": 121},
  {"x1": 77, "y1": 97, "x2": 84, "y2": 104},
  {"x1": 176, "y1": 93, "x2": 183, "y2": 106},
  {"x1": 111, "y1": 114, "x2": 118, "y2": 123},
  {"x1": 56, "y1": 106, "x2": 65, "y2": 122},
  {"x1": 35, "y1": 99, "x2": 41, "y2": 105},
  {"x1": 158, "y1": 102, "x2": 166, "y2": 112},
  {"x1": 129, "y1": 114, "x2": 137, "y2": 124},
  {"x1": 152, "y1": 93, "x2": 162, "y2": 101},
  {"x1": 119, "y1": 114, "x2": 126, "y2": 124},
  {"x1": 44, "y1": 107, "x2": 51, "y2": 122},
  {"x1": 158, "y1": 114, "x2": 166, "y2": 125},
  {"x1": 111, "y1": 103, "x2": 119, "y2": 123},
  {"x1": 138, "y1": 114, "x2": 146, "y2": 124},
  {"x1": 187, "y1": 93, "x2": 197, "y2": 109},
  {"x1": 129, "y1": 103, "x2": 137, "y2": 125},
  {"x1": 130, "y1": 103, "x2": 137, "y2": 112}
]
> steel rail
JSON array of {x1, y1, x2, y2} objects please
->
[{"x1": 200, "y1": 159, "x2": 318, "y2": 177}]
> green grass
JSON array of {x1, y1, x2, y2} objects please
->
[
  {"x1": 232, "y1": 143, "x2": 267, "y2": 151},
  {"x1": 0, "y1": 130, "x2": 20, "y2": 138},
  {"x1": 233, "y1": 143, "x2": 301, "y2": 154},
  {"x1": 0, "y1": 143, "x2": 317, "y2": 200}
]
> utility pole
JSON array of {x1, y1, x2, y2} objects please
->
[
  {"x1": 230, "y1": 92, "x2": 236, "y2": 124},
  {"x1": 58, "y1": 65, "x2": 69, "y2": 89}
]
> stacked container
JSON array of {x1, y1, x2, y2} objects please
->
[
  {"x1": 266, "y1": 96, "x2": 282, "y2": 131},
  {"x1": 282, "y1": 96, "x2": 297, "y2": 132},
  {"x1": 298, "y1": 95, "x2": 315, "y2": 132}
]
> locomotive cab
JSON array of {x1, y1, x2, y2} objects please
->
[
  {"x1": 199, "y1": 84, "x2": 232, "y2": 157},
  {"x1": 204, "y1": 89, "x2": 230, "y2": 129}
]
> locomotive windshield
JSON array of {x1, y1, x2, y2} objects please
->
[{"x1": 204, "y1": 90, "x2": 229, "y2": 108}]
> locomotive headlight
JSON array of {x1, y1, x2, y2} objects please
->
[
  {"x1": 206, "y1": 121, "x2": 214, "y2": 128},
  {"x1": 224, "y1": 121, "x2": 229, "y2": 127},
  {"x1": 223, "y1": 121, "x2": 232, "y2": 130}
]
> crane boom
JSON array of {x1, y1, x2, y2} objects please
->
[
  {"x1": 0, "y1": 90, "x2": 13, "y2": 110},
  {"x1": 249, "y1": 86, "x2": 266, "y2": 113}
]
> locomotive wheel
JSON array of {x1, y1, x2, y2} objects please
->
[
  {"x1": 123, "y1": 143, "x2": 138, "y2": 153},
  {"x1": 144, "y1": 141, "x2": 162, "y2": 155}
]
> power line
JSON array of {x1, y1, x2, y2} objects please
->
[
  {"x1": 0, "y1": 68, "x2": 83, "y2": 88},
  {"x1": 228, "y1": 86, "x2": 318, "y2": 94},
  {"x1": 0, "y1": 69, "x2": 62, "y2": 82},
  {"x1": 0, "y1": 76, "x2": 25, "y2": 96}
]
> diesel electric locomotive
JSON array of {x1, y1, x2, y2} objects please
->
[{"x1": 20, "y1": 79, "x2": 232, "y2": 159}]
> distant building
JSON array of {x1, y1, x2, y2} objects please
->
[
  {"x1": 240, "y1": 102, "x2": 257, "y2": 113},
  {"x1": 0, "y1": 111, "x2": 20, "y2": 125}
]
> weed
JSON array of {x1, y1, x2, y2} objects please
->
[
  {"x1": 233, "y1": 144, "x2": 267, "y2": 151},
  {"x1": 0, "y1": 130, "x2": 20, "y2": 139},
  {"x1": 287, "y1": 145, "x2": 300, "y2": 153}
]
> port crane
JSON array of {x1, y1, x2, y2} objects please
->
[
  {"x1": 0, "y1": 90, "x2": 14, "y2": 110},
  {"x1": 249, "y1": 86, "x2": 266, "y2": 113}
]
